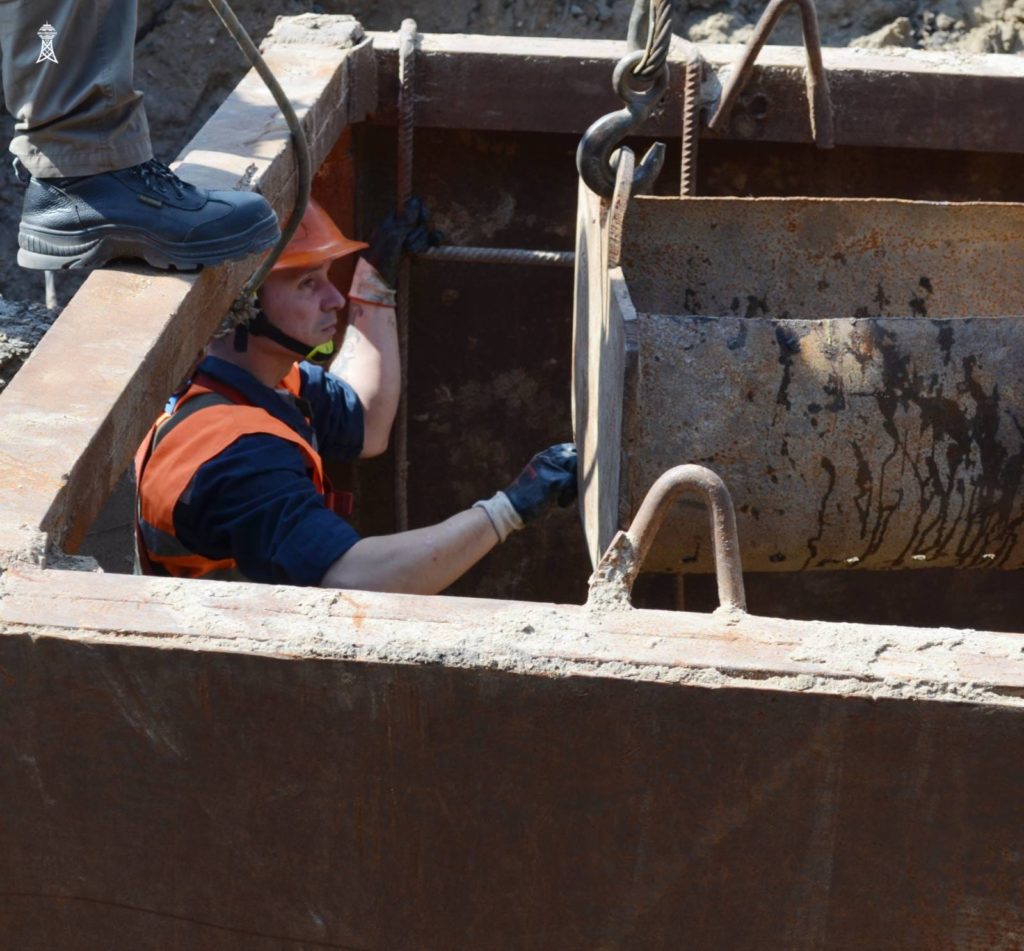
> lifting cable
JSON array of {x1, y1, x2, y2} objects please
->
[
  {"x1": 576, "y1": 0, "x2": 672, "y2": 198},
  {"x1": 206, "y1": 0, "x2": 312, "y2": 307}
]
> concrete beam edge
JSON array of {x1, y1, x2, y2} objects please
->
[
  {"x1": 367, "y1": 32, "x2": 1024, "y2": 152},
  {"x1": 2, "y1": 567, "x2": 1024, "y2": 710}
]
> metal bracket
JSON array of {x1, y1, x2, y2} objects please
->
[
  {"x1": 707, "y1": 0, "x2": 834, "y2": 149},
  {"x1": 587, "y1": 465, "x2": 747, "y2": 614}
]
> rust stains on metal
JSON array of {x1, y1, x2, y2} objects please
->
[
  {"x1": 599, "y1": 196, "x2": 1024, "y2": 573},
  {"x1": 630, "y1": 312, "x2": 1024, "y2": 573}
]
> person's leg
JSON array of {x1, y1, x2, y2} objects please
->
[
  {"x1": 0, "y1": 0, "x2": 279, "y2": 271},
  {"x1": 0, "y1": 0, "x2": 152, "y2": 176}
]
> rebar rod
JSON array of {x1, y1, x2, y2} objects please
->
[
  {"x1": 394, "y1": 18, "x2": 417, "y2": 533},
  {"x1": 708, "y1": 0, "x2": 834, "y2": 149},
  {"x1": 679, "y1": 45, "x2": 702, "y2": 197},
  {"x1": 415, "y1": 246, "x2": 574, "y2": 268},
  {"x1": 587, "y1": 465, "x2": 746, "y2": 613}
]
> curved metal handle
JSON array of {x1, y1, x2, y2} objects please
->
[
  {"x1": 707, "y1": 0, "x2": 834, "y2": 149},
  {"x1": 587, "y1": 465, "x2": 746, "y2": 613}
]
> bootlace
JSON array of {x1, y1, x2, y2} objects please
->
[{"x1": 136, "y1": 159, "x2": 189, "y2": 200}]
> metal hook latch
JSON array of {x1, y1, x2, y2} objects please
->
[
  {"x1": 576, "y1": 49, "x2": 669, "y2": 200},
  {"x1": 586, "y1": 465, "x2": 747, "y2": 614}
]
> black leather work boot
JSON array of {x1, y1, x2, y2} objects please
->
[{"x1": 16, "y1": 158, "x2": 280, "y2": 271}]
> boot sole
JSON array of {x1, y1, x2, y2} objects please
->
[{"x1": 17, "y1": 213, "x2": 281, "y2": 272}]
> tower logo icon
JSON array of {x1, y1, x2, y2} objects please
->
[{"x1": 36, "y1": 22, "x2": 58, "y2": 65}]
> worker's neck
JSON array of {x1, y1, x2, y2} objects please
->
[{"x1": 207, "y1": 335, "x2": 295, "y2": 388}]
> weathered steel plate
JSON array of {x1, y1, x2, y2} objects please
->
[
  {"x1": 572, "y1": 164, "x2": 640, "y2": 569},
  {"x1": 4, "y1": 567, "x2": 1024, "y2": 947},
  {"x1": 625, "y1": 197, "x2": 1024, "y2": 321},
  {"x1": 597, "y1": 197, "x2": 1024, "y2": 572},
  {"x1": 371, "y1": 35, "x2": 1024, "y2": 156},
  {"x1": 631, "y1": 314, "x2": 1024, "y2": 571}
]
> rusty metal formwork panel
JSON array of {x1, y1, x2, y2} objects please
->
[
  {"x1": 3, "y1": 567, "x2": 1024, "y2": 949},
  {"x1": 579, "y1": 196, "x2": 1024, "y2": 573}
]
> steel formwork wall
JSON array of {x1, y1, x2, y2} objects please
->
[
  {"x1": 351, "y1": 123, "x2": 1024, "y2": 628},
  {"x1": 2, "y1": 568, "x2": 1024, "y2": 949}
]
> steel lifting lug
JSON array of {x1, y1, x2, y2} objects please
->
[
  {"x1": 576, "y1": 49, "x2": 669, "y2": 200},
  {"x1": 708, "y1": 0, "x2": 834, "y2": 149},
  {"x1": 587, "y1": 465, "x2": 746, "y2": 614}
]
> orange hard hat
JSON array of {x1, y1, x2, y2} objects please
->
[{"x1": 273, "y1": 199, "x2": 367, "y2": 271}]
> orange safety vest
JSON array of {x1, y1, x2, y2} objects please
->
[{"x1": 135, "y1": 364, "x2": 352, "y2": 580}]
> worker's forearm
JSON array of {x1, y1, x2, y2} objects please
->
[
  {"x1": 320, "y1": 508, "x2": 499, "y2": 595},
  {"x1": 331, "y1": 298, "x2": 400, "y2": 456}
]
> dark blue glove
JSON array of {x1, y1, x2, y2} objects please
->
[
  {"x1": 363, "y1": 197, "x2": 443, "y2": 286},
  {"x1": 504, "y1": 443, "x2": 578, "y2": 524}
]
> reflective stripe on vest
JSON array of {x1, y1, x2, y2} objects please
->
[{"x1": 135, "y1": 370, "x2": 328, "y2": 580}]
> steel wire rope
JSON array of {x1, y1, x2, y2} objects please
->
[
  {"x1": 206, "y1": 0, "x2": 312, "y2": 302},
  {"x1": 631, "y1": 0, "x2": 674, "y2": 82},
  {"x1": 577, "y1": 0, "x2": 675, "y2": 196}
]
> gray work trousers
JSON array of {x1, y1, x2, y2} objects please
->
[{"x1": 0, "y1": 0, "x2": 152, "y2": 177}]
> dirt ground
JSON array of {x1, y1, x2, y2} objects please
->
[{"x1": 0, "y1": 0, "x2": 1022, "y2": 327}]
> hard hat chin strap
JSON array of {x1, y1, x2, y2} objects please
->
[{"x1": 233, "y1": 309, "x2": 335, "y2": 366}]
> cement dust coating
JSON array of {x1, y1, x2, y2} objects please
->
[
  {"x1": 3, "y1": 567, "x2": 1024, "y2": 710},
  {"x1": 6, "y1": 579, "x2": 1024, "y2": 949}
]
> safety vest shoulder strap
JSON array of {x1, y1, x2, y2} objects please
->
[
  {"x1": 151, "y1": 391, "x2": 233, "y2": 452},
  {"x1": 137, "y1": 385, "x2": 326, "y2": 538},
  {"x1": 134, "y1": 366, "x2": 352, "y2": 580}
]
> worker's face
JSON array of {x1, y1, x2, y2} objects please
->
[{"x1": 261, "y1": 261, "x2": 346, "y2": 348}]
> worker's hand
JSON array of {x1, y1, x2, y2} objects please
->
[
  {"x1": 362, "y1": 197, "x2": 443, "y2": 287},
  {"x1": 504, "y1": 443, "x2": 578, "y2": 524}
]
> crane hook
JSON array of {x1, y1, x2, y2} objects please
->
[{"x1": 576, "y1": 50, "x2": 669, "y2": 200}]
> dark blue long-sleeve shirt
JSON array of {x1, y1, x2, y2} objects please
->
[{"x1": 171, "y1": 356, "x2": 364, "y2": 586}]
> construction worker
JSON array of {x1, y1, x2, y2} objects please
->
[
  {"x1": 0, "y1": 0, "x2": 279, "y2": 270},
  {"x1": 135, "y1": 199, "x2": 578, "y2": 593}
]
